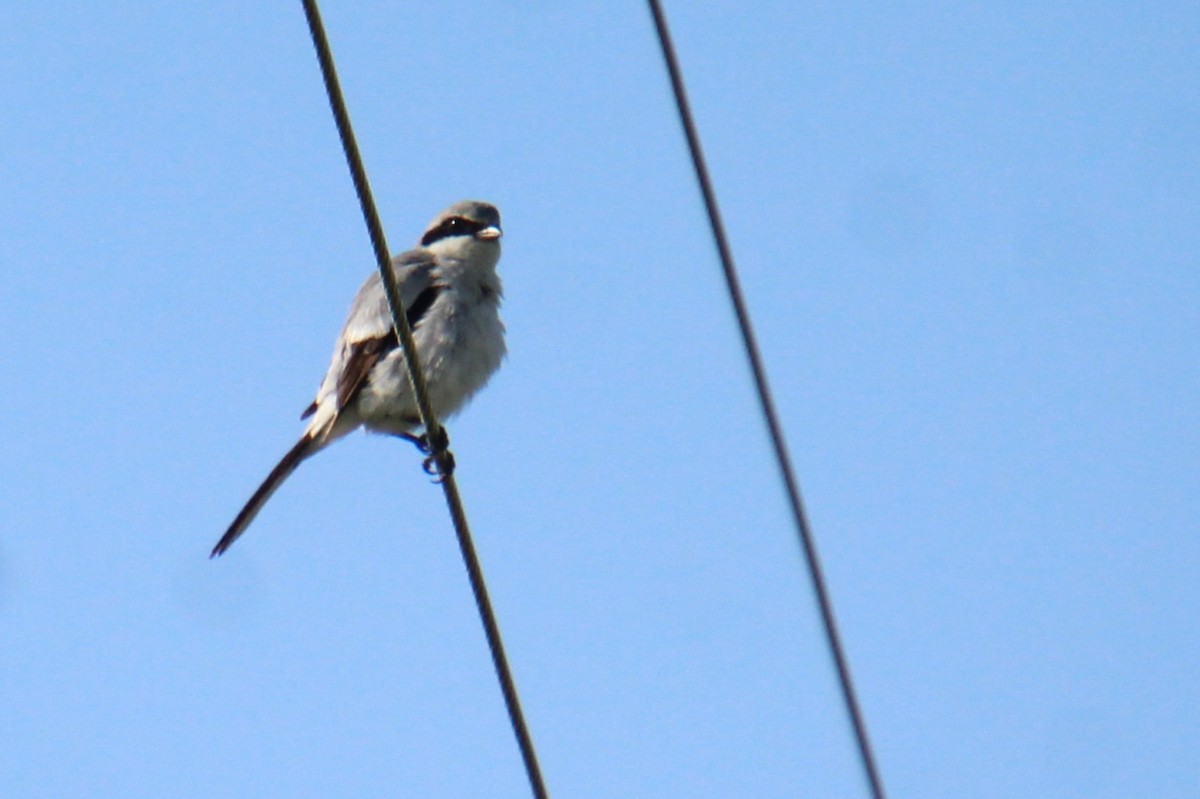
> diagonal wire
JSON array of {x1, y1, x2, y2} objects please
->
[
  {"x1": 644, "y1": 3, "x2": 888, "y2": 798},
  {"x1": 299, "y1": 3, "x2": 549, "y2": 797}
]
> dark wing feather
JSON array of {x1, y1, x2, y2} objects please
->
[
  {"x1": 404, "y1": 282, "x2": 442, "y2": 331},
  {"x1": 330, "y1": 281, "x2": 444, "y2": 413},
  {"x1": 335, "y1": 328, "x2": 398, "y2": 411}
]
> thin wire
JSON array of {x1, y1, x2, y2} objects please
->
[
  {"x1": 644, "y1": 3, "x2": 888, "y2": 798},
  {"x1": 299, "y1": 3, "x2": 549, "y2": 797}
]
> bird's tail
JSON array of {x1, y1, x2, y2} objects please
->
[{"x1": 211, "y1": 435, "x2": 316, "y2": 558}]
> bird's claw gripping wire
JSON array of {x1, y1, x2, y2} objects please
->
[
  {"x1": 396, "y1": 429, "x2": 454, "y2": 481},
  {"x1": 424, "y1": 427, "x2": 454, "y2": 481},
  {"x1": 422, "y1": 450, "x2": 456, "y2": 482}
]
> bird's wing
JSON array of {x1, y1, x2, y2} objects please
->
[{"x1": 302, "y1": 250, "x2": 443, "y2": 421}]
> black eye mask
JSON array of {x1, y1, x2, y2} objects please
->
[{"x1": 421, "y1": 216, "x2": 486, "y2": 246}]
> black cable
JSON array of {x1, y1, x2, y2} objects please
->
[
  {"x1": 299, "y1": 3, "x2": 549, "y2": 797},
  {"x1": 644, "y1": 3, "x2": 888, "y2": 798}
]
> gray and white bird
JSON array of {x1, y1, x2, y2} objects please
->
[{"x1": 211, "y1": 200, "x2": 506, "y2": 557}]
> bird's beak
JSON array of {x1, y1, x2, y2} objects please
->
[{"x1": 476, "y1": 226, "x2": 502, "y2": 241}]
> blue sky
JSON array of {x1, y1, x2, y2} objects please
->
[{"x1": 2, "y1": 2, "x2": 1197, "y2": 797}]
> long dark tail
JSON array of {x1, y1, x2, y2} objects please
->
[{"x1": 211, "y1": 436, "x2": 315, "y2": 558}]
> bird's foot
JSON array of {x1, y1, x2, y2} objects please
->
[
  {"x1": 414, "y1": 426, "x2": 452, "y2": 481},
  {"x1": 397, "y1": 426, "x2": 449, "y2": 455},
  {"x1": 422, "y1": 450, "x2": 456, "y2": 482}
]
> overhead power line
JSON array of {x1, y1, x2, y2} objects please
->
[
  {"x1": 298, "y1": 3, "x2": 549, "y2": 797},
  {"x1": 644, "y1": 3, "x2": 889, "y2": 798}
]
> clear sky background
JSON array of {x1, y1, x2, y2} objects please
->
[{"x1": 2, "y1": 2, "x2": 1197, "y2": 797}]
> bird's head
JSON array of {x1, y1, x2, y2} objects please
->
[{"x1": 419, "y1": 200, "x2": 502, "y2": 264}]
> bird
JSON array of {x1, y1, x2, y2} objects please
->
[{"x1": 211, "y1": 200, "x2": 506, "y2": 558}]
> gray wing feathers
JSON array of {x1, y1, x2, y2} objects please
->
[
  {"x1": 304, "y1": 252, "x2": 437, "y2": 425},
  {"x1": 342, "y1": 252, "x2": 437, "y2": 343}
]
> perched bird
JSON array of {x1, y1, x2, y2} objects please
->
[{"x1": 211, "y1": 200, "x2": 506, "y2": 557}]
